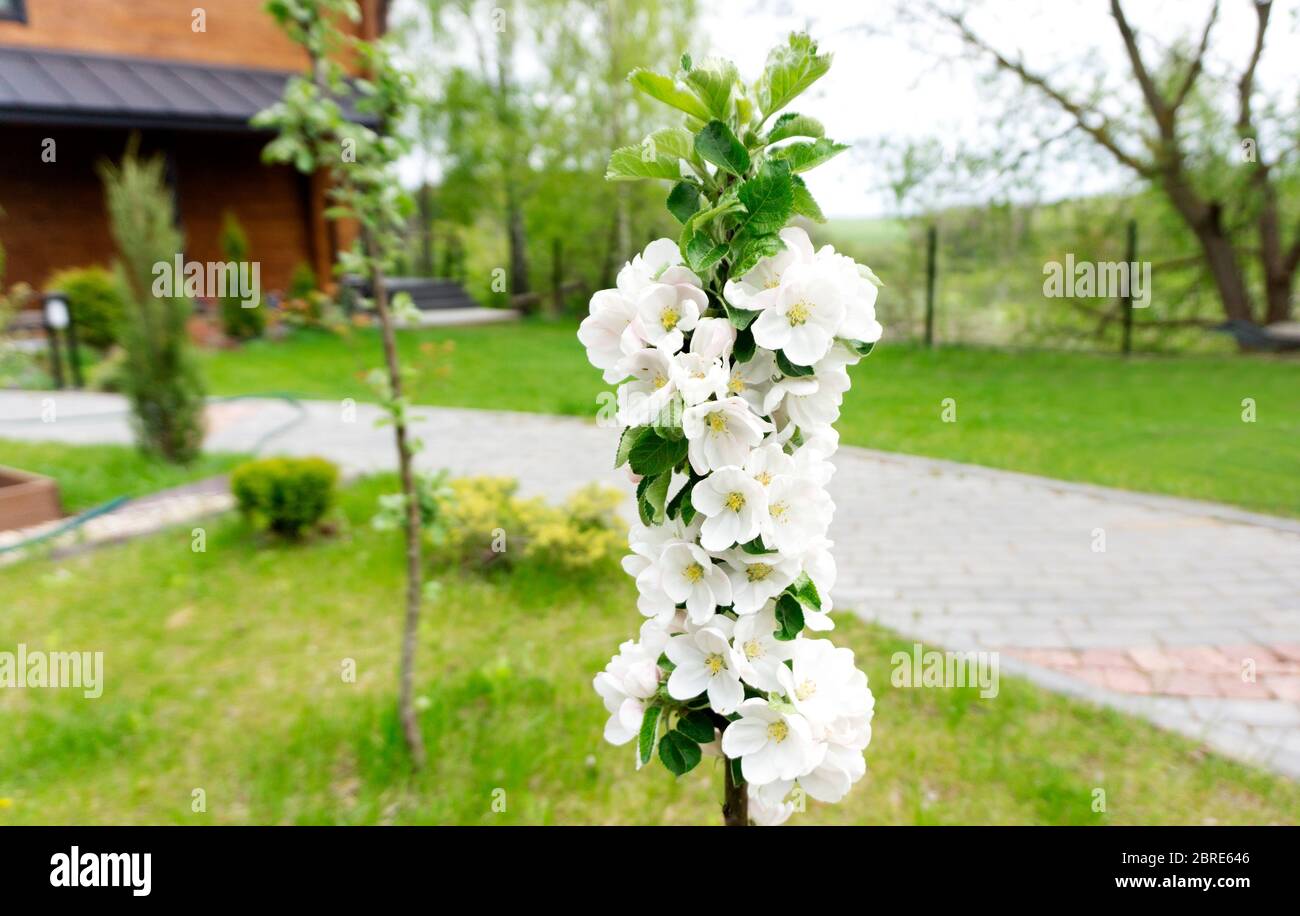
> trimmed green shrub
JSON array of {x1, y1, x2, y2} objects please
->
[
  {"x1": 99, "y1": 145, "x2": 206, "y2": 464},
  {"x1": 289, "y1": 261, "x2": 317, "y2": 300},
  {"x1": 44, "y1": 265, "x2": 127, "y2": 350},
  {"x1": 231, "y1": 456, "x2": 339, "y2": 537},
  {"x1": 218, "y1": 212, "x2": 264, "y2": 341}
]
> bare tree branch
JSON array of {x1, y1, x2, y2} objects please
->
[
  {"x1": 929, "y1": 3, "x2": 1152, "y2": 177},
  {"x1": 1108, "y1": 0, "x2": 1173, "y2": 138},
  {"x1": 1169, "y1": 0, "x2": 1219, "y2": 113}
]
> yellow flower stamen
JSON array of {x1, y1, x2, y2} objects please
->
[
  {"x1": 706, "y1": 653, "x2": 726, "y2": 674},
  {"x1": 684, "y1": 562, "x2": 704, "y2": 584},
  {"x1": 727, "y1": 374, "x2": 745, "y2": 395},
  {"x1": 754, "y1": 470, "x2": 772, "y2": 486},
  {"x1": 770, "y1": 501, "x2": 788, "y2": 521},
  {"x1": 652, "y1": 372, "x2": 668, "y2": 389},
  {"x1": 725, "y1": 491, "x2": 746, "y2": 512},
  {"x1": 787, "y1": 300, "x2": 812, "y2": 326},
  {"x1": 796, "y1": 679, "x2": 816, "y2": 701},
  {"x1": 744, "y1": 639, "x2": 764, "y2": 660},
  {"x1": 746, "y1": 562, "x2": 772, "y2": 582},
  {"x1": 766, "y1": 720, "x2": 789, "y2": 743},
  {"x1": 660, "y1": 306, "x2": 680, "y2": 331},
  {"x1": 707, "y1": 412, "x2": 728, "y2": 434}
]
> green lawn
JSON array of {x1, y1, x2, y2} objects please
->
[
  {"x1": 200, "y1": 322, "x2": 1300, "y2": 517},
  {"x1": 0, "y1": 438, "x2": 243, "y2": 513},
  {"x1": 1, "y1": 472, "x2": 1297, "y2": 826}
]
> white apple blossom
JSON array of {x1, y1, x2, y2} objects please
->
[
  {"x1": 682, "y1": 396, "x2": 772, "y2": 474},
  {"x1": 690, "y1": 316, "x2": 736, "y2": 361},
  {"x1": 723, "y1": 550, "x2": 800, "y2": 616},
  {"x1": 615, "y1": 347, "x2": 677, "y2": 426},
  {"x1": 666, "y1": 622, "x2": 745, "y2": 715},
  {"x1": 659, "y1": 541, "x2": 733, "y2": 624},
  {"x1": 721, "y1": 698, "x2": 824, "y2": 786},
  {"x1": 723, "y1": 349, "x2": 777, "y2": 414},
  {"x1": 593, "y1": 626, "x2": 668, "y2": 745},
  {"x1": 762, "y1": 474, "x2": 833, "y2": 555},
  {"x1": 635, "y1": 282, "x2": 706, "y2": 354},
  {"x1": 731, "y1": 604, "x2": 794, "y2": 690},
  {"x1": 722, "y1": 226, "x2": 816, "y2": 312},
  {"x1": 578, "y1": 288, "x2": 640, "y2": 383},
  {"x1": 671, "y1": 351, "x2": 728, "y2": 407},
  {"x1": 779, "y1": 639, "x2": 872, "y2": 735},
  {"x1": 692, "y1": 466, "x2": 769, "y2": 551},
  {"x1": 751, "y1": 261, "x2": 845, "y2": 366}
]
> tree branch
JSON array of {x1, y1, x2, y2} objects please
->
[
  {"x1": 1109, "y1": 0, "x2": 1173, "y2": 138},
  {"x1": 929, "y1": 3, "x2": 1152, "y2": 177},
  {"x1": 1169, "y1": 0, "x2": 1219, "y2": 113}
]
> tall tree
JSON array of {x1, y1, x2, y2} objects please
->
[{"x1": 909, "y1": 0, "x2": 1299, "y2": 334}]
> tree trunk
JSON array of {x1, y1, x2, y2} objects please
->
[
  {"x1": 723, "y1": 759, "x2": 748, "y2": 827},
  {"x1": 506, "y1": 185, "x2": 530, "y2": 301},
  {"x1": 417, "y1": 183, "x2": 435, "y2": 278},
  {"x1": 365, "y1": 229, "x2": 427, "y2": 770}
]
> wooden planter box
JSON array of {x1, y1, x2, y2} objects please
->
[{"x1": 0, "y1": 466, "x2": 63, "y2": 532}]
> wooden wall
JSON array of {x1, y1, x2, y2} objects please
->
[
  {"x1": 0, "y1": 0, "x2": 382, "y2": 71},
  {"x1": 0, "y1": 124, "x2": 321, "y2": 295}
]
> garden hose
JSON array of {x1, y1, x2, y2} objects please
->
[{"x1": 0, "y1": 393, "x2": 309, "y2": 555}]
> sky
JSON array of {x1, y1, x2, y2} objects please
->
[{"x1": 395, "y1": 0, "x2": 1300, "y2": 218}]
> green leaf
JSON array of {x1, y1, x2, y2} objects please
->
[
  {"x1": 694, "y1": 120, "x2": 751, "y2": 177},
  {"x1": 722, "y1": 300, "x2": 760, "y2": 330},
  {"x1": 629, "y1": 428, "x2": 688, "y2": 476},
  {"x1": 667, "y1": 181, "x2": 701, "y2": 224},
  {"x1": 639, "y1": 705, "x2": 662, "y2": 766},
  {"x1": 775, "y1": 593, "x2": 805, "y2": 641},
  {"x1": 791, "y1": 174, "x2": 825, "y2": 223},
  {"x1": 733, "y1": 326, "x2": 756, "y2": 363},
  {"x1": 757, "y1": 32, "x2": 832, "y2": 118},
  {"x1": 684, "y1": 58, "x2": 739, "y2": 121},
  {"x1": 636, "y1": 474, "x2": 656, "y2": 526},
  {"x1": 615, "y1": 426, "x2": 644, "y2": 468},
  {"x1": 677, "y1": 710, "x2": 717, "y2": 744},
  {"x1": 679, "y1": 487, "x2": 697, "y2": 525},
  {"x1": 767, "y1": 112, "x2": 825, "y2": 143},
  {"x1": 739, "y1": 536, "x2": 769, "y2": 555},
  {"x1": 776, "y1": 350, "x2": 815, "y2": 377},
  {"x1": 729, "y1": 755, "x2": 745, "y2": 786},
  {"x1": 845, "y1": 339, "x2": 876, "y2": 358},
  {"x1": 769, "y1": 138, "x2": 849, "y2": 173},
  {"x1": 646, "y1": 126, "x2": 696, "y2": 161},
  {"x1": 628, "y1": 67, "x2": 712, "y2": 121},
  {"x1": 665, "y1": 475, "x2": 692, "y2": 521},
  {"x1": 658, "y1": 730, "x2": 703, "y2": 776},
  {"x1": 642, "y1": 471, "x2": 671, "y2": 525},
  {"x1": 733, "y1": 160, "x2": 794, "y2": 239},
  {"x1": 685, "y1": 230, "x2": 727, "y2": 273},
  {"x1": 605, "y1": 144, "x2": 684, "y2": 182},
  {"x1": 791, "y1": 572, "x2": 822, "y2": 611},
  {"x1": 730, "y1": 233, "x2": 784, "y2": 277}
]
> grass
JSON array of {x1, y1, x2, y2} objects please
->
[
  {"x1": 2, "y1": 473, "x2": 1297, "y2": 826},
  {"x1": 200, "y1": 322, "x2": 1300, "y2": 517},
  {"x1": 0, "y1": 438, "x2": 244, "y2": 513}
]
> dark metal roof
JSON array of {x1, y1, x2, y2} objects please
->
[{"x1": 0, "y1": 45, "x2": 373, "y2": 131}]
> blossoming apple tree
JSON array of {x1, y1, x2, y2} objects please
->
[{"x1": 581, "y1": 34, "x2": 883, "y2": 826}]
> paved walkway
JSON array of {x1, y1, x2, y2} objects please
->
[{"x1": 3, "y1": 391, "x2": 1298, "y2": 778}]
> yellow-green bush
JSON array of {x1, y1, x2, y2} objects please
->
[
  {"x1": 431, "y1": 477, "x2": 624, "y2": 572},
  {"x1": 231, "y1": 456, "x2": 338, "y2": 537}
]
